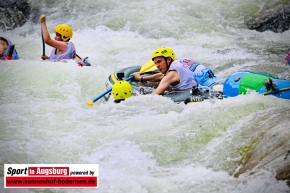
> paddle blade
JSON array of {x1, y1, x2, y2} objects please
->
[
  {"x1": 139, "y1": 60, "x2": 157, "y2": 74},
  {"x1": 86, "y1": 101, "x2": 94, "y2": 106}
]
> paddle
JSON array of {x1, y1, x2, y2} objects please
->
[
  {"x1": 41, "y1": 26, "x2": 45, "y2": 56},
  {"x1": 86, "y1": 60, "x2": 155, "y2": 106},
  {"x1": 263, "y1": 87, "x2": 290, "y2": 95},
  {"x1": 76, "y1": 54, "x2": 91, "y2": 66}
]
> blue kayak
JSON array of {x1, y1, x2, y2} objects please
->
[{"x1": 223, "y1": 71, "x2": 290, "y2": 100}]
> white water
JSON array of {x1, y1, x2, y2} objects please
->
[{"x1": 1, "y1": 0, "x2": 290, "y2": 192}]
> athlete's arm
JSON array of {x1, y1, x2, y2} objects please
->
[
  {"x1": 130, "y1": 72, "x2": 164, "y2": 82},
  {"x1": 153, "y1": 70, "x2": 180, "y2": 95},
  {"x1": 39, "y1": 14, "x2": 67, "y2": 52}
]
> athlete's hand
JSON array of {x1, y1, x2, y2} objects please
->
[
  {"x1": 39, "y1": 14, "x2": 46, "y2": 23},
  {"x1": 41, "y1": 55, "x2": 49, "y2": 60},
  {"x1": 130, "y1": 72, "x2": 142, "y2": 81}
]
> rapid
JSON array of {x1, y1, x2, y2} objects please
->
[{"x1": 0, "y1": 0, "x2": 290, "y2": 192}]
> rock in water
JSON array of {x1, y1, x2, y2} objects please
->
[
  {"x1": 0, "y1": 0, "x2": 31, "y2": 31},
  {"x1": 234, "y1": 120, "x2": 290, "y2": 187},
  {"x1": 245, "y1": 4, "x2": 290, "y2": 33}
]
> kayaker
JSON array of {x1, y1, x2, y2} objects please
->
[
  {"x1": 131, "y1": 47, "x2": 219, "y2": 95},
  {"x1": 285, "y1": 50, "x2": 290, "y2": 66},
  {"x1": 39, "y1": 14, "x2": 76, "y2": 61},
  {"x1": 0, "y1": 37, "x2": 20, "y2": 60}
]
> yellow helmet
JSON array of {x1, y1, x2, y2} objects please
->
[
  {"x1": 112, "y1": 80, "x2": 133, "y2": 102},
  {"x1": 152, "y1": 47, "x2": 176, "y2": 61},
  {"x1": 54, "y1": 24, "x2": 73, "y2": 42}
]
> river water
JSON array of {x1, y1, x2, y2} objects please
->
[{"x1": 0, "y1": 0, "x2": 290, "y2": 192}]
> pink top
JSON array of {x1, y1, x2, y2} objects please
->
[
  {"x1": 168, "y1": 58, "x2": 219, "y2": 90},
  {"x1": 49, "y1": 42, "x2": 76, "y2": 61}
]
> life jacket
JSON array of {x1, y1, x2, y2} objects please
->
[
  {"x1": 168, "y1": 58, "x2": 219, "y2": 90},
  {"x1": 0, "y1": 37, "x2": 20, "y2": 60},
  {"x1": 49, "y1": 42, "x2": 76, "y2": 61}
]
